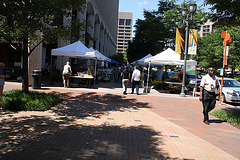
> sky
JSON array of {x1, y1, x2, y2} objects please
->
[{"x1": 119, "y1": 0, "x2": 210, "y2": 36}]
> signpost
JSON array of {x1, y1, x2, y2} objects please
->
[{"x1": 219, "y1": 31, "x2": 232, "y2": 104}]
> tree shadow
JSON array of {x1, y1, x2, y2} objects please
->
[
  {"x1": 49, "y1": 92, "x2": 151, "y2": 120},
  {"x1": 0, "y1": 115, "x2": 180, "y2": 160}
]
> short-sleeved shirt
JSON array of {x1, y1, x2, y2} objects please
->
[
  {"x1": 200, "y1": 74, "x2": 220, "y2": 92},
  {"x1": 122, "y1": 70, "x2": 129, "y2": 79},
  {"x1": 132, "y1": 69, "x2": 141, "y2": 81}
]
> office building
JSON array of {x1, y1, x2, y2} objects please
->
[
  {"x1": 117, "y1": 12, "x2": 133, "y2": 53},
  {"x1": 199, "y1": 22, "x2": 215, "y2": 37}
]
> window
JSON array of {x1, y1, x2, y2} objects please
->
[
  {"x1": 125, "y1": 43, "x2": 128, "y2": 45},
  {"x1": 125, "y1": 30, "x2": 131, "y2": 32},
  {"x1": 126, "y1": 19, "x2": 131, "y2": 25},
  {"x1": 119, "y1": 26, "x2": 124, "y2": 29},
  {"x1": 125, "y1": 37, "x2": 131, "y2": 39},
  {"x1": 119, "y1": 19, "x2": 125, "y2": 25},
  {"x1": 118, "y1": 33, "x2": 124, "y2": 35},
  {"x1": 125, "y1": 33, "x2": 130, "y2": 35},
  {"x1": 118, "y1": 43, "x2": 123, "y2": 45},
  {"x1": 125, "y1": 27, "x2": 131, "y2": 29},
  {"x1": 119, "y1": 30, "x2": 124, "y2": 32},
  {"x1": 118, "y1": 36, "x2": 124, "y2": 39}
]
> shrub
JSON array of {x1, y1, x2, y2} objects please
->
[{"x1": 0, "y1": 90, "x2": 60, "y2": 111}]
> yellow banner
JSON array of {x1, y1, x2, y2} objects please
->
[
  {"x1": 175, "y1": 28, "x2": 185, "y2": 54},
  {"x1": 188, "y1": 29, "x2": 198, "y2": 55}
]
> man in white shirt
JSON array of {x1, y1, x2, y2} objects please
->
[
  {"x1": 131, "y1": 66, "x2": 141, "y2": 95},
  {"x1": 199, "y1": 67, "x2": 220, "y2": 125}
]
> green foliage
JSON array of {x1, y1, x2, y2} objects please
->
[
  {"x1": 0, "y1": 0, "x2": 86, "y2": 92},
  {"x1": 196, "y1": 26, "x2": 240, "y2": 71},
  {"x1": 0, "y1": 90, "x2": 60, "y2": 111},
  {"x1": 109, "y1": 52, "x2": 127, "y2": 65},
  {"x1": 205, "y1": 0, "x2": 240, "y2": 26},
  {"x1": 127, "y1": 0, "x2": 208, "y2": 63},
  {"x1": 210, "y1": 109, "x2": 240, "y2": 124}
]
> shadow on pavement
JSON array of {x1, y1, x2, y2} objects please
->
[{"x1": 0, "y1": 92, "x2": 181, "y2": 160}]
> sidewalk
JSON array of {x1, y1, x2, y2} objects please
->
[{"x1": 0, "y1": 80, "x2": 239, "y2": 160}]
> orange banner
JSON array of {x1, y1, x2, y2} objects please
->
[{"x1": 175, "y1": 28, "x2": 185, "y2": 54}]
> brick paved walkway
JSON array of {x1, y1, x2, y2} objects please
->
[{"x1": 0, "y1": 81, "x2": 239, "y2": 160}]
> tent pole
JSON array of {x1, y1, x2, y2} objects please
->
[
  {"x1": 146, "y1": 62, "x2": 151, "y2": 93},
  {"x1": 94, "y1": 59, "x2": 97, "y2": 87},
  {"x1": 50, "y1": 55, "x2": 54, "y2": 85}
]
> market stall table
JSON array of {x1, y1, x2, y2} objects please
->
[{"x1": 69, "y1": 75, "x2": 94, "y2": 88}]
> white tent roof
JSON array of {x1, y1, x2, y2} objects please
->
[
  {"x1": 51, "y1": 41, "x2": 100, "y2": 59},
  {"x1": 131, "y1": 54, "x2": 152, "y2": 65},
  {"x1": 89, "y1": 47, "x2": 111, "y2": 62},
  {"x1": 144, "y1": 48, "x2": 197, "y2": 66}
]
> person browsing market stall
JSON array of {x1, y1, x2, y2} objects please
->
[{"x1": 131, "y1": 66, "x2": 141, "y2": 95}]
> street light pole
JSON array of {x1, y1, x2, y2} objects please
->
[{"x1": 180, "y1": 4, "x2": 197, "y2": 97}]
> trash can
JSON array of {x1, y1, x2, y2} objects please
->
[{"x1": 32, "y1": 70, "x2": 42, "y2": 89}]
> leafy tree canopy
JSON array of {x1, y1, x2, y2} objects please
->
[
  {"x1": 0, "y1": 0, "x2": 86, "y2": 92},
  {"x1": 196, "y1": 26, "x2": 240, "y2": 72},
  {"x1": 205, "y1": 0, "x2": 240, "y2": 26}
]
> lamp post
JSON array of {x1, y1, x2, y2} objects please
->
[{"x1": 180, "y1": 4, "x2": 197, "y2": 97}]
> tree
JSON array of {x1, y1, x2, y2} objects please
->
[
  {"x1": 0, "y1": 0, "x2": 86, "y2": 92},
  {"x1": 205, "y1": 0, "x2": 240, "y2": 26},
  {"x1": 196, "y1": 26, "x2": 240, "y2": 75},
  {"x1": 127, "y1": 0, "x2": 207, "y2": 63}
]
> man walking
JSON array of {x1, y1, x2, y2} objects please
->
[
  {"x1": 199, "y1": 67, "x2": 220, "y2": 125},
  {"x1": 131, "y1": 66, "x2": 141, "y2": 95}
]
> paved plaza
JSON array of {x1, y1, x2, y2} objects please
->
[{"x1": 0, "y1": 80, "x2": 240, "y2": 160}]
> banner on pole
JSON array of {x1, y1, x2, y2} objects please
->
[
  {"x1": 224, "y1": 46, "x2": 229, "y2": 65},
  {"x1": 175, "y1": 28, "x2": 185, "y2": 54},
  {"x1": 188, "y1": 29, "x2": 198, "y2": 55}
]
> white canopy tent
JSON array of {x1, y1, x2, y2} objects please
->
[
  {"x1": 144, "y1": 48, "x2": 197, "y2": 66},
  {"x1": 131, "y1": 54, "x2": 152, "y2": 66},
  {"x1": 51, "y1": 41, "x2": 100, "y2": 59},
  {"x1": 51, "y1": 41, "x2": 101, "y2": 86},
  {"x1": 88, "y1": 47, "x2": 111, "y2": 62},
  {"x1": 144, "y1": 48, "x2": 197, "y2": 91}
]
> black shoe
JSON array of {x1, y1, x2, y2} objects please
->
[
  {"x1": 123, "y1": 91, "x2": 127, "y2": 95},
  {"x1": 131, "y1": 92, "x2": 134, "y2": 94},
  {"x1": 203, "y1": 121, "x2": 210, "y2": 125}
]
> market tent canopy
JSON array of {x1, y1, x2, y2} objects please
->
[
  {"x1": 89, "y1": 47, "x2": 111, "y2": 62},
  {"x1": 144, "y1": 48, "x2": 197, "y2": 66},
  {"x1": 51, "y1": 41, "x2": 100, "y2": 59},
  {"x1": 131, "y1": 54, "x2": 152, "y2": 66},
  {"x1": 108, "y1": 59, "x2": 119, "y2": 64}
]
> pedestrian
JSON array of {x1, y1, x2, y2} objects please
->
[
  {"x1": 62, "y1": 61, "x2": 72, "y2": 88},
  {"x1": 199, "y1": 67, "x2": 220, "y2": 125},
  {"x1": 0, "y1": 58, "x2": 10, "y2": 104},
  {"x1": 121, "y1": 67, "x2": 130, "y2": 94},
  {"x1": 131, "y1": 66, "x2": 141, "y2": 95}
]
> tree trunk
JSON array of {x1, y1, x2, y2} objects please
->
[{"x1": 22, "y1": 37, "x2": 29, "y2": 93}]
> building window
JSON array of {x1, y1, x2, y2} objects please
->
[
  {"x1": 118, "y1": 33, "x2": 124, "y2": 35},
  {"x1": 118, "y1": 36, "x2": 124, "y2": 39},
  {"x1": 125, "y1": 30, "x2": 131, "y2": 32},
  {"x1": 119, "y1": 19, "x2": 125, "y2": 25},
  {"x1": 125, "y1": 33, "x2": 130, "y2": 35},
  {"x1": 125, "y1": 37, "x2": 131, "y2": 39},
  {"x1": 126, "y1": 19, "x2": 131, "y2": 25},
  {"x1": 125, "y1": 27, "x2": 131, "y2": 29},
  {"x1": 119, "y1": 26, "x2": 124, "y2": 29},
  {"x1": 119, "y1": 30, "x2": 124, "y2": 32}
]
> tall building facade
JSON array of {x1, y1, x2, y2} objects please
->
[
  {"x1": 116, "y1": 12, "x2": 133, "y2": 53},
  {"x1": 199, "y1": 22, "x2": 215, "y2": 37},
  {"x1": 45, "y1": 0, "x2": 119, "y2": 72},
  {"x1": 0, "y1": 0, "x2": 119, "y2": 84}
]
